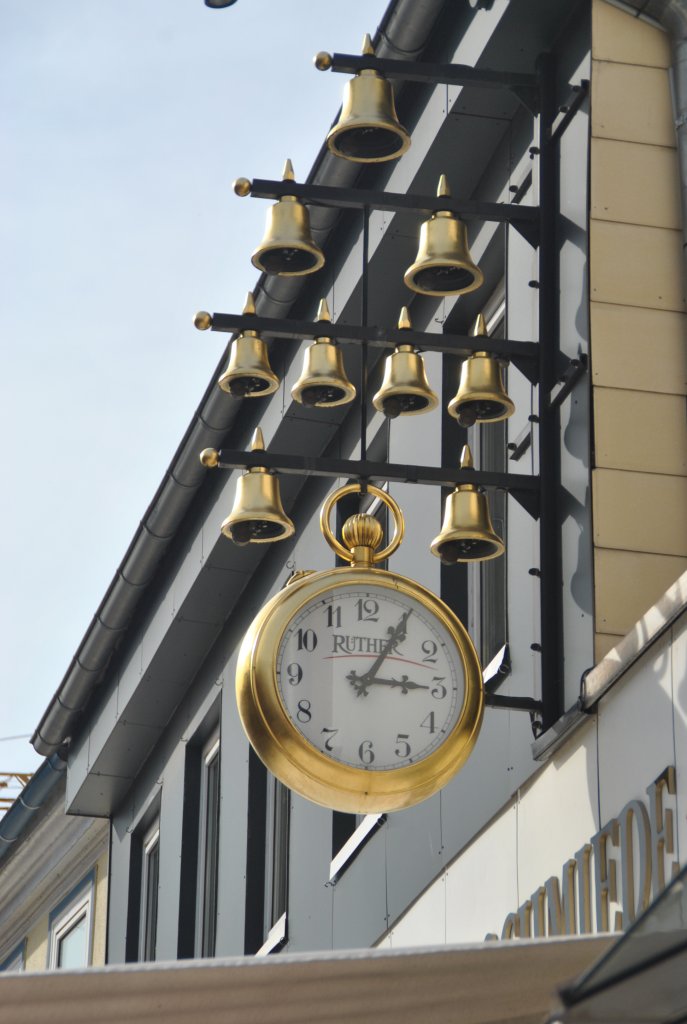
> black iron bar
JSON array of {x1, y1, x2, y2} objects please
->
[
  {"x1": 247, "y1": 178, "x2": 539, "y2": 230},
  {"x1": 207, "y1": 312, "x2": 539, "y2": 364},
  {"x1": 214, "y1": 449, "x2": 539, "y2": 493},
  {"x1": 537, "y1": 54, "x2": 564, "y2": 730},
  {"x1": 323, "y1": 53, "x2": 538, "y2": 92},
  {"x1": 484, "y1": 693, "x2": 544, "y2": 713},
  {"x1": 360, "y1": 204, "x2": 369, "y2": 468}
]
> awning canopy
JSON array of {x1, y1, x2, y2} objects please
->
[{"x1": 0, "y1": 936, "x2": 612, "y2": 1024}]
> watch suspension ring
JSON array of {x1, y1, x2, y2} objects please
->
[{"x1": 320, "y1": 483, "x2": 405, "y2": 564}]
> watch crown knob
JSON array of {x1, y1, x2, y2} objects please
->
[{"x1": 341, "y1": 513, "x2": 383, "y2": 564}]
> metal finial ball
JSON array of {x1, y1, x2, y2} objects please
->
[
  {"x1": 200, "y1": 448, "x2": 219, "y2": 468},
  {"x1": 233, "y1": 177, "x2": 252, "y2": 197},
  {"x1": 194, "y1": 311, "x2": 213, "y2": 331},
  {"x1": 314, "y1": 51, "x2": 333, "y2": 71}
]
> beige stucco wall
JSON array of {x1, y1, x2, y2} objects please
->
[
  {"x1": 21, "y1": 850, "x2": 108, "y2": 971},
  {"x1": 591, "y1": 0, "x2": 687, "y2": 661}
]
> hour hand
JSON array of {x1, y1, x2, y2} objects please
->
[{"x1": 347, "y1": 671, "x2": 429, "y2": 696}]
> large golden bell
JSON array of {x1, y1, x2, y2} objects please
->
[
  {"x1": 218, "y1": 292, "x2": 279, "y2": 398},
  {"x1": 430, "y1": 446, "x2": 504, "y2": 564},
  {"x1": 251, "y1": 160, "x2": 325, "y2": 277},
  {"x1": 404, "y1": 175, "x2": 484, "y2": 297},
  {"x1": 326, "y1": 35, "x2": 410, "y2": 163},
  {"x1": 221, "y1": 429, "x2": 295, "y2": 545},
  {"x1": 372, "y1": 307, "x2": 438, "y2": 418},
  {"x1": 291, "y1": 299, "x2": 356, "y2": 408}
]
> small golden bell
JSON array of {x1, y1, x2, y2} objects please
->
[
  {"x1": 404, "y1": 175, "x2": 484, "y2": 297},
  {"x1": 218, "y1": 292, "x2": 279, "y2": 398},
  {"x1": 291, "y1": 299, "x2": 356, "y2": 408},
  {"x1": 251, "y1": 160, "x2": 325, "y2": 277},
  {"x1": 447, "y1": 314, "x2": 514, "y2": 426},
  {"x1": 221, "y1": 429, "x2": 295, "y2": 545},
  {"x1": 326, "y1": 34, "x2": 410, "y2": 163},
  {"x1": 372, "y1": 307, "x2": 438, "y2": 418},
  {"x1": 430, "y1": 445, "x2": 504, "y2": 563}
]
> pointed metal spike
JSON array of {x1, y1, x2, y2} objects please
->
[
  {"x1": 362, "y1": 33, "x2": 374, "y2": 55},
  {"x1": 460, "y1": 444, "x2": 474, "y2": 470},
  {"x1": 316, "y1": 297, "x2": 332, "y2": 322},
  {"x1": 251, "y1": 427, "x2": 266, "y2": 452},
  {"x1": 243, "y1": 292, "x2": 256, "y2": 316},
  {"x1": 472, "y1": 312, "x2": 488, "y2": 337},
  {"x1": 282, "y1": 158, "x2": 295, "y2": 181},
  {"x1": 437, "y1": 174, "x2": 451, "y2": 198},
  {"x1": 398, "y1": 306, "x2": 412, "y2": 331}
]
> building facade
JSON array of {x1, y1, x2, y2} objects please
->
[{"x1": 2, "y1": 0, "x2": 686, "y2": 993}]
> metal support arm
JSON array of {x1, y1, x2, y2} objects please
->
[
  {"x1": 204, "y1": 311, "x2": 540, "y2": 379},
  {"x1": 240, "y1": 178, "x2": 540, "y2": 246},
  {"x1": 211, "y1": 449, "x2": 540, "y2": 518}
]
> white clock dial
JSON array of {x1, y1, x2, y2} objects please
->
[{"x1": 275, "y1": 583, "x2": 466, "y2": 771}]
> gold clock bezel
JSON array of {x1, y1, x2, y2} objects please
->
[{"x1": 236, "y1": 565, "x2": 483, "y2": 813}]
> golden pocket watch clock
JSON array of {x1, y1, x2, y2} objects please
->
[{"x1": 236, "y1": 484, "x2": 483, "y2": 813}]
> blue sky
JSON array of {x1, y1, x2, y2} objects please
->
[{"x1": 0, "y1": 0, "x2": 387, "y2": 794}]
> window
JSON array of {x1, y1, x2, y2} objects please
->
[
  {"x1": 196, "y1": 734, "x2": 220, "y2": 957},
  {"x1": 139, "y1": 820, "x2": 160, "y2": 962},
  {"x1": 48, "y1": 876, "x2": 93, "y2": 969},
  {"x1": 244, "y1": 753, "x2": 291, "y2": 956},
  {"x1": 261, "y1": 776, "x2": 290, "y2": 952}
]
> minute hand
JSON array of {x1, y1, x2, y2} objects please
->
[{"x1": 363, "y1": 609, "x2": 411, "y2": 680}]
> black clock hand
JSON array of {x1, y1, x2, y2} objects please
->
[
  {"x1": 348, "y1": 673, "x2": 430, "y2": 696},
  {"x1": 362, "y1": 609, "x2": 412, "y2": 680}
]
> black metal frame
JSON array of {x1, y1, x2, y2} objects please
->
[{"x1": 201, "y1": 51, "x2": 592, "y2": 729}]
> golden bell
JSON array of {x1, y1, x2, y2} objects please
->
[
  {"x1": 404, "y1": 175, "x2": 484, "y2": 297},
  {"x1": 372, "y1": 307, "x2": 438, "y2": 418},
  {"x1": 326, "y1": 34, "x2": 410, "y2": 163},
  {"x1": 291, "y1": 299, "x2": 356, "y2": 408},
  {"x1": 218, "y1": 292, "x2": 279, "y2": 398},
  {"x1": 221, "y1": 429, "x2": 295, "y2": 545},
  {"x1": 448, "y1": 314, "x2": 515, "y2": 426},
  {"x1": 430, "y1": 446, "x2": 504, "y2": 564},
  {"x1": 251, "y1": 160, "x2": 325, "y2": 277}
]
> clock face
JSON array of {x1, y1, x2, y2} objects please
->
[{"x1": 275, "y1": 582, "x2": 466, "y2": 771}]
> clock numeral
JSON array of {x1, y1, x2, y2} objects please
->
[
  {"x1": 395, "y1": 733, "x2": 411, "y2": 758},
  {"x1": 431, "y1": 677, "x2": 447, "y2": 699},
  {"x1": 358, "y1": 739, "x2": 375, "y2": 765},
  {"x1": 325, "y1": 605, "x2": 342, "y2": 629},
  {"x1": 356, "y1": 598, "x2": 379, "y2": 622},
  {"x1": 321, "y1": 727, "x2": 338, "y2": 752},
  {"x1": 420, "y1": 711, "x2": 437, "y2": 734},
  {"x1": 421, "y1": 639, "x2": 438, "y2": 664},
  {"x1": 296, "y1": 628, "x2": 318, "y2": 652},
  {"x1": 296, "y1": 699, "x2": 312, "y2": 723},
  {"x1": 286, "y1": 662, "x2": 303, "y2": 686}
]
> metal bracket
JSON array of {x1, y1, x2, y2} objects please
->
[{"x1": 548, "y1": 354, "x2": 588, "y2": 412}]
